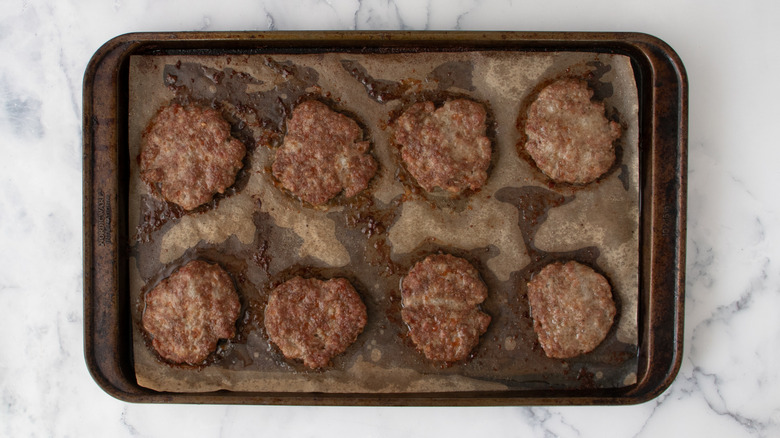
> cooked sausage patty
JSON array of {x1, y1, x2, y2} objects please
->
[
  {"x1": 526, "y1": 261, "x2": 616, "y2": 359},
  {"x1": 401, "y1": 254, "x2": 491, "y2": 362},
  {"x1": 394, "y1": 99, "x2": 492, "y2": 194},
  {"x1": 142, "y1": 260, "x2": 241, "y2": 365},
  {"x1": 264, "y1": 277, "x2": 367, "y2": 369},
  {"x1": 524, "y1": 79, "x2": 621, "y2": 184},
  {"x1": 272, "y1": 100, "x2": 378, "y2": 205},
  {"x1": 140, "y1": 103, "x2": 246, "y2": 210}
]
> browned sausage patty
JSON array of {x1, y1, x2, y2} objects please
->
[
  {"x1": 142, "y1": 260, "x2": 241, "y2": 365},
  {"x1": 140, "y1": 103, "x2": 246, "y2": 210},
  {"x1": 272, "y1": 100, "x2": 378, "y2": 205},
  {"x1": 394, "y1": 99, "x2": 492, "y2": 194},
  {"x1": 524, "y1": 79, "x2": 621, "y2": 184},
  {"x1": 526, "y1": 261, "x2": 616, "y2": 359},
  {"x1": 401, "y1": 254, "x2": 491, "y2": 362},
  {"x1": 264, "y1": 277, "x2": 367, "y2": 369}
]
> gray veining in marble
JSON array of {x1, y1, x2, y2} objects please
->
[{"x1": 1, "y1": 0, "x2": 779, "y2": 436}]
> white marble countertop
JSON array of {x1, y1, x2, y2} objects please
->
[{"x1": 2, "y1": 0, "x2": 779, "y2": 436}]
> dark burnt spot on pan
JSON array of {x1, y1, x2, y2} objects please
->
[
  {"x1": 134, "y1": 195, "x2": 185, "y2": 243},
  {"x1": 334, "y1": 194, "x2": 404, "y2": 278},
  {"x1": 341, "y1": 59, "x2": 476, "y2": 103},
  {"x1": 428, "y1": 60, "x2": 476, "y2": 92},
  {"x1": 515, "y1": 65, "x2": 626, "y2": 193},
  {"x1": 136, "y1": 248, "x2": 257, "y2": 369},
  {"x1": 251, "y1": 239, "x2": 271, "y2": 273},
  {"x1": 575, "y1": 367, "x2": 597, "y2": 388},
  {"x1": 618, "y1": 164, "x2": 630, "y2": 191},
  {"x1": 164, "y1": 62, "x2": 263, "y2": 98},
  {"x1": 264, "y1": 57, "x2": 319, "y2": 85},
  {"x1": 248, "y1": 209, "x2": 306, "y2": 275},
  {"x1": 387, "y1": 90, "x2": 498, "y2": 211},
  {"x1": 340, "y1": 59, "x2": 413, "y2": 103},
  {"x1": 585, "y1": 60, "x2": 614, "y2": 100}
]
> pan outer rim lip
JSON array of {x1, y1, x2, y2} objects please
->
[{"x1": 82, "y1": 30, "x2": 687, "y2": 406}]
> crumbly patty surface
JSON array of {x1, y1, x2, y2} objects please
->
[
  {"x1": 526, "y1": 261, "x2": 616, "y2": 359},
  {"x1": 524, "y1": 79, "x2": 621, "y2": 184},
  {"x1": 272, "y1": 100, "x2": 378, "y2": 205},
  {"x1": 394, "y1": 99, "x2": 492, "y2": 194},
  {"x1": 140, "y1": 103, "x2": 246, "y2": 210},
  {"x1": 264, "y1": 277, "x2": 367, "y2": 369},
  {"x1": 142, "y1": 260, "x2": 241, "y2": 365},
  {"x1": 401, "y1": 254, "x2": 491, "y2": 362}
]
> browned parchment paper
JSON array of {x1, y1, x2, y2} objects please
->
[{"x1": 128, "y1": 50, "x2": 639, "y2": 393}]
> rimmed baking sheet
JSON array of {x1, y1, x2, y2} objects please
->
[{"x1": 83, "y1": 31, "x2": 686, "y2": 405}]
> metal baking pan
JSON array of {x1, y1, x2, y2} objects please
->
[{"x1": 83, "y1": 31, "x2": 687, "y2": 405}]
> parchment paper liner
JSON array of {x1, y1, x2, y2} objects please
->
[{"x1": 128, "y1": 50, "x2": 639, "y2": 393}]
